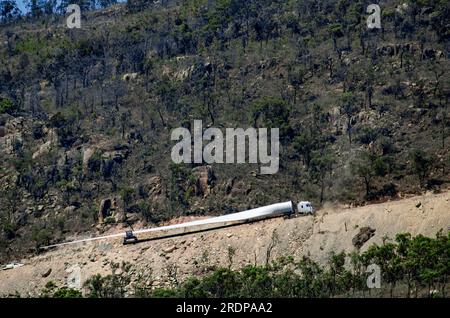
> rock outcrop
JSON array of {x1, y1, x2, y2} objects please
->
[
  {"x1": 352, "y1": 227, "x2": 376, "y2": 249},
  {"x1": 192, "y1": 166, "x2": 215, "y2": 197},
  {"x1": 98, "y1": 197, "x2": 125, "y2": 224}
]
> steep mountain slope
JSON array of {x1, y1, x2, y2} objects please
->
[
  {"x1": 0, "y1": 0, "x2": 449, "y2": 262},
  {"x1": 0, "y1": 190, "x2": 448, "y2": 297}
]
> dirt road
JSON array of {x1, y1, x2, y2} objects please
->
[{"x1": 1, "y1": 191, "x2": 449, "y2": 297}]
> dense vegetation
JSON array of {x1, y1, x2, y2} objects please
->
[
  {"x1": 0, "y1": 0, "x2": 449, "y2": 261},
  {"x1": 30, "y1": 231, "x2": 449, "y2": 298}
]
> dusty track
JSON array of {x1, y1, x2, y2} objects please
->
[{"x1": 1, "y1": 191, "x2": 449, "y2": 296}]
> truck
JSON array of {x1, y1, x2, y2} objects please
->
[
  {"x1": 41, "y1": 201, "x2": 314, "y2": 249},
  {"x1": 297, "y1": 201, "x2": 314, "y2": 214},
  {"x1": 123, "y1": 230, "x2": 138, "y2": 245}
]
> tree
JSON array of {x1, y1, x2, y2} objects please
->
[
  {"x1": 58, "y1": 0, "x2": 92, "y2": 12},
  {"x1": 0, "y1": 0, "x2": 21, "y2": 22},
  {"x1": 251, "y1": 97, "x2": 292, "y2": 141},
  {"x1": 327, "y1": 251, "x2": 346, "y2": 295},
  {"x1": 293, "y1": 131, "x2": 315, "y2": 168},
  {"x1": 429, "y1": 1, "x2": 450, "y2": 42},
  {"x1": 395, "y1": 233, "x2": 414, "y2": 297},
  {"x1": 0, "y1": 185, "x2": 20, "y2": 239},
  {"x1": 353, "y1": 151, "x2": 389, "y2": 199},
  {"x1": 42, "y1": 0, "x2": 57, "y2": 14},
  {"x1": 329, "y1": 23, "x2": 343, "y2": 52},
  {"x1": 154, "y1": 78, "x2": 178, "y2": 127},
  {"x1": 73, "y1": 0, "x2": 92, "y2": 11},
  {"x1": 52, "y1": 287, "x2": 83, "y2": 298},
  {"x1": 98, "y1": 0, "x2": 118, "y2": 8},
  {"x1": 120, "y1": 110, "x2": 131, "y2": 139},
  {"x1": 126, "y1": 0, "x2": 148, "y2": 12},
  {"x1": 339, "y1": 92, "x2": 360, "y2": 144},
  {"x1": 366, "y1": 241, "x2": 402, "y2": 297},
  {"x1": 348, "y1": 251, "x2": 366, "y2": 296},
  {"x1": 120, "y1": 187, "x2": 134, "y2": 212},
  {"x1": 287, "y1": 66, "x2": 307, "y2": 104},
  {"x1": 84, "y1": 263, "x2": 131, "y2": 298},
  {"x1": 364, "y1": 66, "x2": 374, "y2": 109},
  {"x1": 410, "y1": 149, "x2": 432, "y2": 188},
  {"x1": 310, "y1": 151, "x2": 335, "y2": 203},
  {"x1": 439, "y1": 109, "x2": 449, "y2": 149},
  {"x1": 433, "y1": 230, "x2": 449, "y2": 297},
  {"x1": 405, "y1": 234, "x2": 437, "y2": 297},
  {"x1": 57, "y1": 0, "x2": 71, "y2": 13},
  {"x1": 25, "y1": 0, "x2": 45, "y2": 18}
]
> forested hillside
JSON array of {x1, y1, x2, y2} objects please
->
[{"x1": 0, "y1": 0, "x2": 449, "y2": 261}]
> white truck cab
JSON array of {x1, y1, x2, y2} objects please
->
[{"x1": 297, "y1": 201, "x2": 314, "y2": 214}]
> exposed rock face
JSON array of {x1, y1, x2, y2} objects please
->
[
  {"x1": 0, "y1": 117, "x2": 28, "y2": 154},
  {"x1": 140, "y1": 175, "x2": 171, "y2": 221},
  {"x1": 2, "y1": 133, "x2": 23, "y2": 154},
  {"x1": 82, "y1": 147, "x2": 96, "y2": 171},
  {"x1": 5, "y1": 117, "x2": 26, "y2": 134},
  {"x1": 98, "y1": 197, "x2": 124, "y2": 223},
  {"x1": 226, "y1": 179, "x2": 251, "y2": 198},
  {"x1": 32, "y1": 140, "x2": 53, "y2": 159},
  {"x1": 101, "y1": 145, "x2": 130, "y2": 164},
  {"x1": 192, "y1": 166, "x2": 215, "y2": 197},
  {"x1": 122, "y1": 73, "x2": 138, "y2": 81},
  {"x1": 82, "y1": 142, "x2": 130, "y2": 177},
  {"x1": 352, "y1": 227, "x2": 376, "y2": 249},
  {"x1": 173, "y1": 65, "x2": 194, "y2": 81},
  {"x1": 31, "y1": 128, "x2": 58, "y2": 159},
  {"x1": 142, "y1": 176, "x2": 164, "y2": 198},
  {"x1": 100, "y1": 147, "x2": 130, "y2": 178}
]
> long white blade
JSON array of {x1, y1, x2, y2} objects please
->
[{"x1": 41, "y1": 201, "x2": 294, "y2": 249}]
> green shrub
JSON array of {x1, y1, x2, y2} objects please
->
[
  {"x1": 52, "y1": 287, "x2": 83, "y2": 298},
  {"x1": 150, "y1": 232, "x2": 449, "y2": 298},
  {"x1": 0, "y1": 97, "x2": 15, "y2": 114},
  {"x1": 31, "y1": 227, "x2": 53, "y2": 248},
  {"x1": 411, "y1": 149, "x2": 433, "y2": 188},
  {"x1": 84, "y1": 269, "x2": 131, "y2": 298}
]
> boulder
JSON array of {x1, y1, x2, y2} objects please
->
[
  {"x1": 142, "y1": 176, "x2": 163, "y2": 197},
  {"x1": 352, "y1": 227, "x2": 376, "y2": 249},
  {"x1": 98, "y1": 197, "x2": 124, "y2": 223},
  {"x1": 41, "y1": 268, "x2": 52, "y2": 278},
  {"x1": 163, "y1": 245, "x2": 176, "y2": 254},
  {"x1": 32, "y1": 140, "x2": 53, "y2": 159},
  {"x1": 192, "y1": 165, "x2": 215, "y2": 196},
  {"x1": 31, "y1": 128, "x2": 58, "y2": 159}
]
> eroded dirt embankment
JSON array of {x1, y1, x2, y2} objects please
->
[{"x1": 1, "y1": 191, "x2": 449, "y2": 297}]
